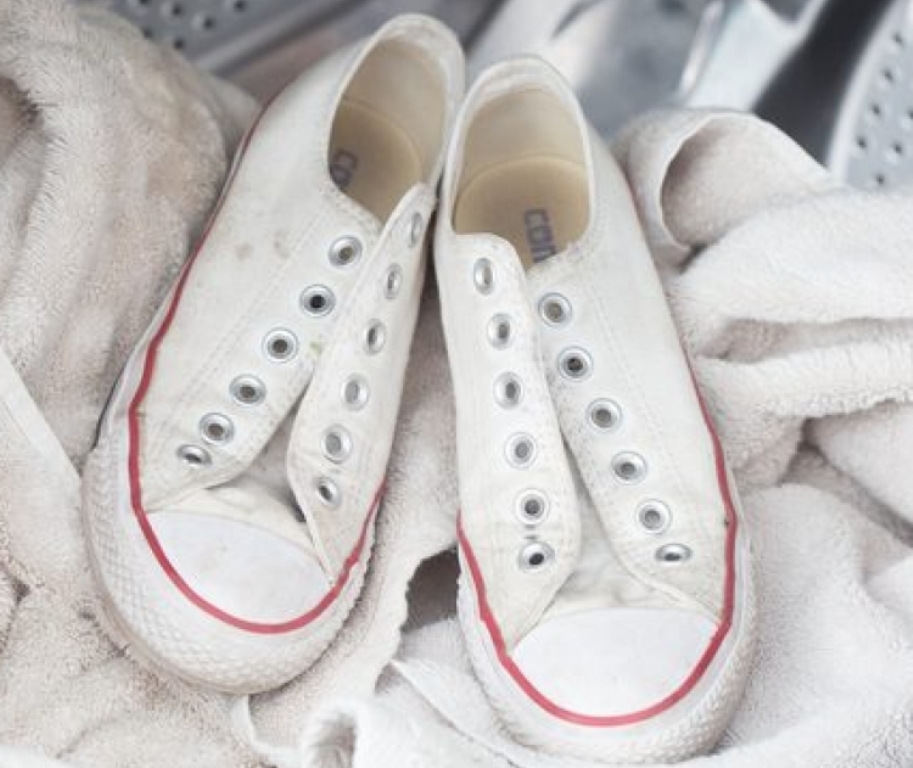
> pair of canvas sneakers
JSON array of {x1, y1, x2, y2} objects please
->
[{"x1": 81, "y1": 14, "x2": 753, "y2": 764}]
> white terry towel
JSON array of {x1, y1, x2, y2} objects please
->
[
  {"x1": 0, "y1": 1, "x2": 262, "y2": 766},
  {"x1": 0, "y1": 0, "x2": 254, "y2": 472},
  {"x1": 297, "y1": 113, "x2": 913, "y2": 767}
]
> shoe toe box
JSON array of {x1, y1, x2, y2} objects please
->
[
  {"x1": 152, "y1": 510, "x2": 331, "y2": 626},
  {"x1": 511, "y1": 606, "x2": 717, "y2": 718}
]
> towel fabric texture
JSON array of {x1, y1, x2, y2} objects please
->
[{"x1": 0, "y1": 2, "x2": 912, "y2": 767}]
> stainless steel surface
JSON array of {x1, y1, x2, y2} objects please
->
[
  {"x1": 467, "y1": 0, "x2": 834, "y2": 137},
  {"x1": 827, "y1": 0, "x2": 913, "y2": 188},
  {"x1": 77, "y1": 0, "x2": 908, "y2": 186},
  {"x1": 92, "y1": 0, "x2": 354, "y2": 72},
  {"x1": 471, "y1": 0, "x2": 910, "y2": 186},
  {"x1": 682, "y1": 0, "x2": 831, "y2": 110},
  {"x1": 226, "y1": 0, "x2": 499, "y2": 99},
  {"x1": 470, "y1": 0, "x2": 715, "y2": 137},
  {"x1": 756, "y1": 0, "x2": 894, "y2": 178},
  {"x1": 81, "y1": 0, "x2": 499, "y2": 99}
]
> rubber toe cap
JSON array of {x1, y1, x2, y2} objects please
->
[
  {"x1": 153, "y1": 511, "x2": 331, "y2": 625},
  {"x1": 511, "y1": 607, "x2": 717, "y2": 716}
]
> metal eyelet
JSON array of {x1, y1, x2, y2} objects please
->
[
  {"x1": 487, "y1": 314, "x2": 513, "y2": 349},
  {"x1": 230, "y1": 375, "x2": 266, "y2": 406},
  {"x1": 637, "y1": 500, "x2": 672, "y2": 534},
  {"x1": 300, "y1": 285, "x2": 336, "y2": 317},
  {"x1": 587, "y1": 399, "x2": 622, "y2": 431},
  {"x1": 364, "y1": 320, "x2": 386, "y2": 354},
  {"x1": 612, "y1": 451, "x2": 647, "y2": 483},
  {"x1": 384, "y1": 264, "x2": 403, "y2": 299},
  {"x1": 655, "y1": 543, "x2": 691, "y2": 564},
  {"x1": 408, "y1": 211, "x2": 424, "y2": 247},
  {"x1": 199, "y1": 413, "x2": 234, "y2": 445},
  {"x1": 328, "y1": 235, "x2": 362, "y2": 267},
  {"x1": 505, "y1": 433, "x2": 537, "y2": 469},
  {"x1": 322, "y1": 426, "x2": 352, "y2": 464},
  {"x1": 557, "y1": 347, "x2": 593, "y2": 381},
  {"x1": 518, "y1": 541, "x2": 554, "y2": 571},
  {"x1": 341, "y1": 375, "x2": 369, "y2": 410},
  {"x1": 315, "y1": 477, "x2": 341, "y2": 508},
  {"x1": 176, "y1": 444, "x2": 211, "y2": 467},
  {"x1": 515, "y1": 490, "x2": 549, "y2": 526},
  {"x1": 494, "y1": 373, "x2": 523, "y2": 408},
  {"x1": 263, "y1": 328, "x2": 298, "y2": 363},
  {"x1": 473, "y1": 258, "x2": 495, "y2": 294},
  {"x1": 538, "y1": 293, "x2": 572, "y2": 326}
]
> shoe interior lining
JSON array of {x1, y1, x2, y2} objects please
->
[
  {"x1": 329, "y1": 40, "x2": 446, "y2": 221},
  {"x1": 453, "y1": 88, "x2": 589, "y2": 268}
]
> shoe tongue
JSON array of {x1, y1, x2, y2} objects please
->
[
  {"x1": 456, "y1": 226, "x2": 585, "y2": 302},
  {"x1": 534, "y1": 460, "x2": 709, "y2": 635},
  {"x1": 376, "y1": 182, "x2": 430, "y2": 237},
  {"x1": 149, "y1": 403, "x2": 320, "y2": 559},
  {"x1": 455, "y1": 229, "x2": 579, "y2": 285},
  {"x1": 522, "y1": 239, "x2": 583, "y2": 292}
]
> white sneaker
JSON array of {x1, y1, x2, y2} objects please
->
[
  {"x1": 435, "y1": 57, "x2": 753, "y2": 762},
  {"x1": 82, "y1": 15, "x2": 463, "y2": 693}
]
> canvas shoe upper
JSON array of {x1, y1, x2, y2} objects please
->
[
  {"x1": 435, "y1": 57, "x2": 753, "y2": 763},
  {"x1": 81, "y1": 15, "x2": 463, "y2": 694}
]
